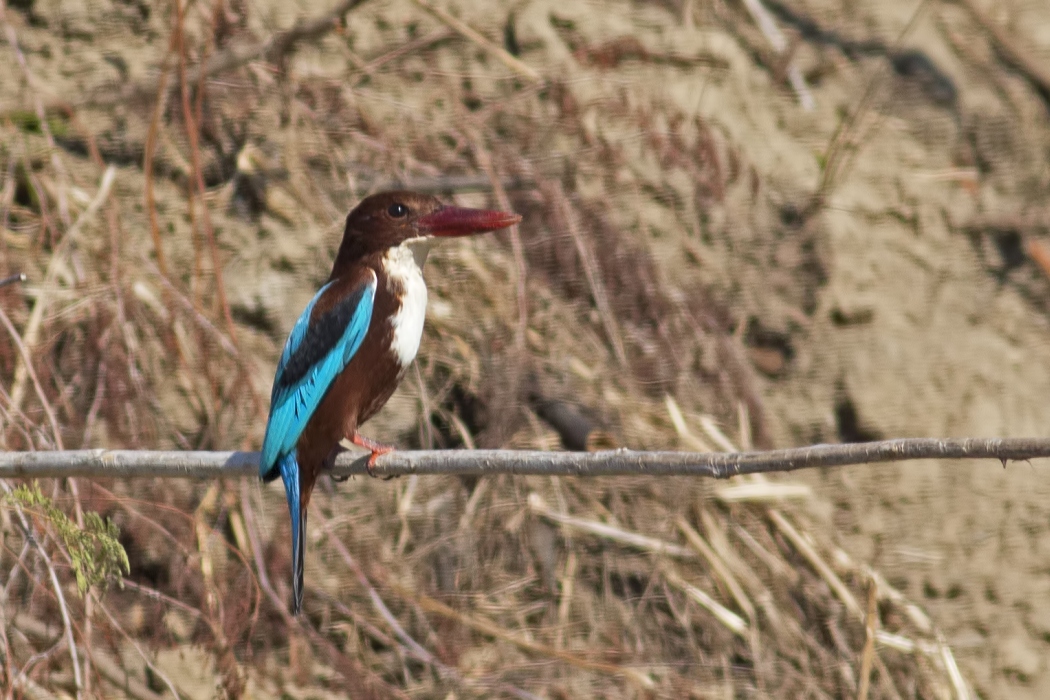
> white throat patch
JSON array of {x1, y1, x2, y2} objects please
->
[{"x1": 384, "y1": 239, "x2": 431, "y2": 368}]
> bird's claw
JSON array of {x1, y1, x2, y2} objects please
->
[
  {"x1": 365, "y1": 447, "x2": 396, "y2": 479},
  {"x1": 350, "y1": 433, "x2": 396, "y2": 479}
]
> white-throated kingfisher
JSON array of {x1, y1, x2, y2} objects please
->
[{"x1": 260, "y1": 191, "x2": 521, "y2": 614}]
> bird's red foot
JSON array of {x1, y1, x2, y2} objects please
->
[{"x1": 351, "y1": 433, "x2": 395, "y2": 478}]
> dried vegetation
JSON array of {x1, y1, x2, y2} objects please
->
[{"x1": 3, "y1": 0, "x2": 1050, "y2": 697}]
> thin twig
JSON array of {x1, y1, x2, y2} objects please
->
[
  {"x1": 739, "y1": 0, "x2": 815, "y2": 110},
  {"x1": 8, "y1": 166, "x2": 116, "y2": 412},
  {"x1": 662, "y1": 567, "x2": 749, "y2": 637},
  {"x1": 1, "y1": 482, "x2": 83, "y2": 698},
  {"x1": 0, "y1": 308, "x2": 63, "y2": 449},
  {"x1": 92, "y1": 596, "x2": 183, "y2": 700},
  {"x1": 542, "y1": 181, "x2": 629, "y2": 367},
  {"x1": 960, "y1": 0, "x2": 1050, "y2": 107},
  {"x1": 1, "y1": 436, "x2": 1049, "y2": 479},
  {"x1": 385, "y1": 577, "x2": 655, "y2": 689},
  {"x1": 320, "y1": 516, "x2": 543, "y2": 700},
  {"x1": 857, "y1": 580, "x2": 878, "y2": 700},
  {"x1": 14, "y1": 616, "x2": 166, "y2": 700},
  {"x1": 409, "y1": 0, "x2": 542, "y2": 82},
  {"x1": 530, "y1": 493, "x2": 696, "y2": 558},
  {"x1": 766, "y1": 509, "x2": 862, "y2": 618}
]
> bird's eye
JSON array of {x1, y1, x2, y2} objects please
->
[{"x1": 388, "y1": 203, "x2": 409, "y2": 218}]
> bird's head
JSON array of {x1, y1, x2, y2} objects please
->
[{"x1": 333, "y1": 191, "x2": 521, "y2": 274}]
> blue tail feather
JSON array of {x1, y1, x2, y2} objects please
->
[{"x1": 278, "y1": 452, "x2": 306, "y2": 615}]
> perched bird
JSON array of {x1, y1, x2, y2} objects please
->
[{"x1": 260, "y1": 191, "x2": 521, "y2": 614}]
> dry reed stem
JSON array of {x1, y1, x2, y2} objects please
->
[
  {"x1": 809, "y1": 0, "x2": 930, "y2": 215},
  {"x1": 15, "y1": 616, "x2": 165, "y2": 700},
  {"x1": 92, "y1": 594, "x2": 183, "y2": 699},
  {"x1": 665, "y1": 395, "x2": 716, "y2": 452},
  {"x1": 529, "y1": 492, "x2": 696, "y2": 558},
  {"x1": 409, "y1": 0, "x2": 542, "y2": 82},
  {"x1": 240, "y1": 486, "x2": 397, "y2": 698},
  {"x1": 350, "y1": 27, "x2": 453, "y2": 85},
  {"x1": 7, "y1": 166, "x2": 116, "y2": 412},
  {"x1": 469, "y1": 130, "x2": 529, "y2": 353},
  {"x1": 175, "y1": 0, "x2": 237, "y2": 348},
  {"x1": 319, "y1": 517, "x2": 543, "y2": 700},
  {"x1": 857, "y1": 581, "x2": 878, "y2": 700},
  {"x1": 0, "y1": 308, "x2": 63, "y2": 449},
  {"x1": 142, "y1": 9, "x2": 180, "y2": 284},
  {"x1": 542, "y1": 181, "x2": 629, "y2": 368},
  {"x1": 961, "y1": 0, "x2": 1050, "y2": 104},
  {"x1": 662, "y1": 567, "x2": 749, "y2": 637},
  {"x1": 938, "y1": 633, "x2": 973, "y2": 700},
  {"x1": 676, "y1": 516, "x2": 755, "y2": 623},
  {"x1": 766, "y1": 508, "x2": 863, "y2": 618},
  {"x1": 385, "y1": 578, "x2": 656, "y2": 689},
  {"x1": 715, "y1": 481, "x2": 812, "y2": 502},
  {"x1": 0, "y1": 568, "x2": 11, "y2": 698},
  {"x1": 739, "y1": 0, "x2": 815, "y2": 110},
  {"x1": 192, "y1": 482, "x2": 245, "y2": 698}
]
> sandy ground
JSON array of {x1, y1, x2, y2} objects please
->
[{"x1": 3, "y1": 0, "x2": 1050, "y2": 697}]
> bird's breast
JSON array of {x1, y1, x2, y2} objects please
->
[{"x1": 382, "y1": 244, "x2": 429, "y2": 369}]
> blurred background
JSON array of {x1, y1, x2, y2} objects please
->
[{"x1": 2, "y1": 0, "x2": 1050, "y2": 697}]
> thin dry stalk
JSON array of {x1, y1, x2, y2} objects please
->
[
  {"x1": 857, "y1": 581, "x2": 878, "y2": 700},
  {"x1": 1, "y1": 482, "x2": 83, "y2": 698},
  {"x1": 665, "y1": 395, "x2": 715, "y2": 452},
  {"x1": 192, "y1": 482, "x2": 245, "y2": 698},
  {"x1": 676, "y1": 515, "x2": 755, "y2": 623},
  {"x1": 766, "y1": 508, "x2": 863, "y2": 619},
  {"x1": 529, "y1": 492, "x2": 696, "y2": 558},
  {"x1": 662, "y1": 567, "x2": 749, "y2": 637},
  {"x1": 469, "y1": 131, "x2": 529, "y2": 352},
  {"x1": 939, "y1": 634, "x2": 973, "y2": 700},
  {"x1": 143, "y1": 8, "x2": 180, "y2": 283},
  {"x1": 385, "y1": 577, "x2": 656, "y2": 689},
  {"x1": 961, "y1": 0, "x2": 1050, "y2": 104},
  {"x1": 92, "y1": 596, "x2": 183, "y2": 699},
  {"x1": 320, "y1": 517, "x2": 542, "y2": 700},
  {"x1": 0, "y1": 307, "x2": 63, "y2": 449},
  {"x1": 7, "y1": 166, "x2": 116, "y2": 412},
  {"x1": 14, "y1": 616, "x2": 164, "y2": 700},
  {"x1": 739, "y1": 0, "x2": 815, "y2": 110},
  {"x1": 808, "y1": 0, "x2": 931, "y2": 215},
  {"x1": 542, "y1": 181, "x2": 629, "y2": 367},
  {"x1": 409, "y1": 0, "x2": 542, "y2": 82}
]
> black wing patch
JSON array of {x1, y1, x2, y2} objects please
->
[{"x1": 276, "y1": 284, "x2": 371, "y2": 391}]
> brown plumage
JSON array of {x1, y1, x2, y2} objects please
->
[{"x1": 260, "y1": 190, "x2": 521, "y2": 613}]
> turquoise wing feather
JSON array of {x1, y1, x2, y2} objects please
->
[{"x1": 260, "y1": 272, "x2": 377, "y2": 479}]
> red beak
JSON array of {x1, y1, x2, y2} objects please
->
[{"x1": 417, "y1": 205, "x2": 522, "y2": 237}]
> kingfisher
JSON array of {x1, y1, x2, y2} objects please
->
[{"x1": 259, "y1": 191, "x2": 521, "y2": 614}]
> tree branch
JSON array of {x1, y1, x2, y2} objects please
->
[{"x1": 1, "y1": 437, "x2": 1048, "y2": 480}]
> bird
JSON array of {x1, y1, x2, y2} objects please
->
[{"x1": 260, "y1": 190, "x2": 522, "y2": 615}]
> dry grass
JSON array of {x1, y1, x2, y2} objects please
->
[{"x1": 9, "y1": 0, "x2": 1050, "y2": 696}]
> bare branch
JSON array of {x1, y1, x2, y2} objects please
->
[{"x1": 0, "y1": 437, "x2": 1048, "y2": 480}]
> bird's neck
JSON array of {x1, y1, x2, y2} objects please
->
[{"x1": 330, "y1": 238, "x2": 432, "y2": 282}]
